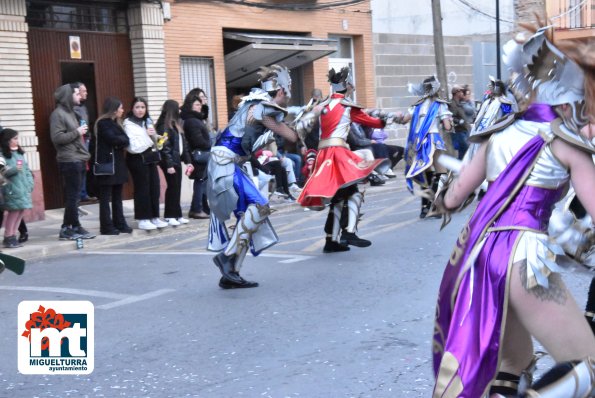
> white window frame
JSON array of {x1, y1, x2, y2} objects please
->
[
  {"x1": 328, "y1": 35, "x2": 356, "y2": 102},
  {"x1": 180, "y1": 56, "x2": 217, "y2": 127}
]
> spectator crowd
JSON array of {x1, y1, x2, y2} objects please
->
[{"x1": 0, "y1": 79, "x2": 481, "y2": 248}]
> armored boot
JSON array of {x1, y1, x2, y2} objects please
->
[
  {"x1": 323, "y1": 201, "x2": 349, "y2": 253},
  {"x1": 340, "y1": 192, "x2": 371, "y2": 247},
  {"x1": 489, "y1": 372, "x2": 520, "y2": 397},
  {"x1": 213, "y1": 252, "x2": 243, "y2": 285},
  {"x1": 214, "y1": 204, "x2": 270, "y2": 288},
  {"x1": 519, "y1": 357, "x2": 595, "y2": 397}
]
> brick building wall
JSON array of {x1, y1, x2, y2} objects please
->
[
  {"x1": 373, "y1": 33, "x2": 474, "y2": 142},
  {"x1": 0, "y1": 0, "x2": 43, "y2": 219},
  {"x1": 163, "y1": 1, "x2": 376, "y2": 124},
  {"x1": 515, "y1": 0, "x2": 546, "y2": 26}
]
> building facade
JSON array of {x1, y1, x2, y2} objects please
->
[
  {"x1": 0, "y1": 0, "x2": 376, "y2": 216},
  {"x1": 162, "y1": 0, "x2": 376, "y2": 127},
  {"x1": 546, "y1": 0, "x2": 594, "y2": 41},
  {"x1": 371, "y1": 0, "x2": 516, "y2": 119}
]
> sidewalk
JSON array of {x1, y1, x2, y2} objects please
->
[
  {"x1": 5, "y1": 195, "x2": 303, "y2": 262},
  {"x1": 6, "y1": 174, "x2": 403, "y2": 263}
]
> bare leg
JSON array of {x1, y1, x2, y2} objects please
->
[
  {"x1": 509, "y1": 261, "x2": 595, "y2": 361},
  {"x1": 498, "y1": 303, "x2": 534, "y2": 375}
]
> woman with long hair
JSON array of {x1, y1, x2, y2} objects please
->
[
  {"x1": 93, "y1": 96, "x2": 130, "y2": 235},
  {"x1": 0, "y1": 128, "x2": 33, "y2": 248},
  {"x1": 156, "y1": 99, "x2": 193, "y2": 226},
  {"x1": 180, "y1": 88, "x2": 211, "y2": 219},
  {"x1": 123, "y1": 97, "x2": 168, "y2": 230}
]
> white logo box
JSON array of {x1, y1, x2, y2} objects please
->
[{"x1": 18, "y1": 300, "x2": 94, "y2": 375}]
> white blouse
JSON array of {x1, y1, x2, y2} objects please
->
[{"x1": 123, "y1": 118, "x2": 154, "y2": 154}]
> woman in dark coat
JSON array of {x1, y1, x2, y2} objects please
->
[
  {"x1": 93, "y1": 96, "x2": 131, "y2": 235},
  {"x1": 181, "y1": 88, "x2": 211, "y2": 219},
  {"x1": 156, "y1": 99, "x2": 194, "y2": 226}
]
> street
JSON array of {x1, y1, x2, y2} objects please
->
[{"x1": 0, "y1": 179, "x2": 589, "y2": 397}]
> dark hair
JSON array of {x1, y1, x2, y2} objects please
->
[
  {"x1": 181, "y1": 88, "x2": 205, "y2": 113},
  {"x1": 328, "y1": 67, "x2": 350, "y2": 94},
  {"x1": 94, "y1": 96, "x2": 123, "y2": 134},
  {"x1": 0, "y1": 128, "x2": 24, "y2": 158},
  {"x1": 157, "y1": 99, "x2": 182, "y2": 133},
  {"x1": 126, "y1": 96, "x2": 151, "y2": 120}
]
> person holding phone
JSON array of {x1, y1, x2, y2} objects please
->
[{"x1": 49, "y1": 84, "x2": 95, "y2": 240}]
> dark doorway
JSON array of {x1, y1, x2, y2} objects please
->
[
  {"x1": 60, "y1": 62, "x2": 97, "y2": 126},
  {"x1": 60, "y1": 62, "x2": 99, "y2": 199},
  {"x1": 28, "y1": 28, "x2": 134, "y2": 209}
]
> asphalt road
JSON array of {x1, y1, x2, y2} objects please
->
[{"x1": 0, "y1": 179, "x2": 589, "y2": 397}]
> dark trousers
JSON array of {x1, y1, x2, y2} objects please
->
[
  {"x1": 59, "y1": 161, "x2": 85, "y2": 228},
  {"x1": 262, "y1": 160, "x2": 289, "y2": 194},
  {"x1": 98, "y1": 184, "x2": 125, "y2": 232},
  {"x1": 324, "y1": 185, "x2": 358, "y2": 235},
  {"x1": 452, "y1": 131, "x2": 469, "y2": 160},
  {"x1": 127, "y1": 154, "x2": 161, "y2": 220},
  {"x1": 371, "y1": 143, "x2": 404, "y2": 168},
  {"x1": 190, "y1": 178, "x2": 209, "y2": 214},
  {"x1": 161, "y1": 165, "x2": 183, "y2": 218}
]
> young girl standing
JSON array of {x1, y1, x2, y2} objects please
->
[{"x1": 0, "y1": 129, "x2": 34, "y2": 248}]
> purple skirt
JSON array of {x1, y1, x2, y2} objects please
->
[{"x1": 432, "y1": 135, "x2": 565, "y2": 397}]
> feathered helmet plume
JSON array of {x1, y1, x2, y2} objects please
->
[
  {"x1": 488, "y1": 75, "x2": 507, "y2": 96},
  {"x1": 408, "y1": 75, "x2": 441, "y2": 98},
  {"x1": 328, "y1": 67, "x2": 354, "y2": 92},
  {"x1": 258, "y1": 64, "x2": 292, "y2": 98}
]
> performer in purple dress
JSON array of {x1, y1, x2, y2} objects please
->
[{"x1": 431, "y1": 25, "x2": 595, "y2": 397}]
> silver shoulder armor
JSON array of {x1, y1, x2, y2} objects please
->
[
  {"x1": 551, "y1": 118, "x2": 595, "y2": 155},
  {"x1": 294, "y1": 111, "x2": 319, "y2": 140},
  {"x1": 468, "y1": 113, "x2": 517, "y2": 143}
]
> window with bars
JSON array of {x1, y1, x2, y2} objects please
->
[
  {"x1": 180, "y1": 56, "x2": 218, "y2": 128},
  {"x1": 26, "y1": 1, "x2": 127, "y2": 33}
]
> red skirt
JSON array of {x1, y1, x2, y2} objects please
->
[{"x1": 297, "y1": 146, "x2": 383, "y2": 208}]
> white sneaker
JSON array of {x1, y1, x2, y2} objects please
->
[
  {"x1": 177, "y1": 217, "x2": 189, "y2": 224},
  {"x1": 289, "y1": 183, "x2": 302, "y2": 197},
  {"x1": 151, "y1": 218, "x2": 169, "y2": 228},
  {"x1": 384, "y1": 169, "x2": 397, "y2": 178},
  {"x1": 138, "y1": 219, "x2": 157, "y2": 230},
  {"x1": 166, "y1": 218, "x2": 180, "y2": 226}
]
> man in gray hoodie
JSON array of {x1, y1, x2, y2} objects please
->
[{"x1": 49, "y1": 84, "x2": 95, "y2": 240}]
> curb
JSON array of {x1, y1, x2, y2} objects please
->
[{"x1": 8, "y1": 177, "x2": 403, "y2": 263}]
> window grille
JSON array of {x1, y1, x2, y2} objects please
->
[
  {"x1": 180, "y1": 56, "x2": 218, "y2": 127},
  {"x1": 26, "y1": 0, "x2": 127, "y2": 33}
]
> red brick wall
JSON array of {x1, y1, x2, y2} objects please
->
[{"x1": 163, "y1": 1, "x2": 375, "y2": 122}]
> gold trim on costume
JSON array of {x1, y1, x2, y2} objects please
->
[
  {"x1": 487, "y1": 226, "x2": 544, "y2": 234},
  {"x1": 318, "y1": 137, "x2": 349, "y2": 149},
  {"x1": 313, "y1": 159, "x2": 332, "y2": 177},
  {"x1": 433, "y1": 352, "x2": 464, "y2": 398},
  {"x1": 481, "y1": 231, "x2": 521, "y2": 397},
  {"x1": 491, "y1": 380, "x2": 519, "y2": 389}
]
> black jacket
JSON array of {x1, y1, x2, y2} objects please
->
[
  {"x1": 181, "y1": 108, "x2": 211, "y2": 179},
  {"x1": 94, "y1": 118, "x2": 130, "y2": 186},
  {"x1": 347, "y1": 123, "x2": 373, "y2": 150},
  {"x1": 157, "y1": 122, "x2": 191, "y2": 169}
]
